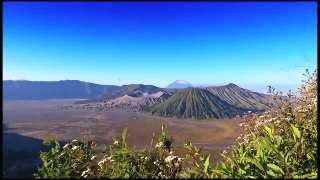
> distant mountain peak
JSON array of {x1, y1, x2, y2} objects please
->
[
  {"x1": 227, "y1": 83, "x2": 239, "y2": 87},
  {"x1": 174, "y1": 80, "x2": 190, "y2": 84},
  {"x1": 167, "y1": 80, "x2": 192, "y2": 89}
]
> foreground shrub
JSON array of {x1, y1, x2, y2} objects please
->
[
  {"x1": 214, "y1": 69, "x2": 317, "y2": 178},
  {"x1": 34, "y1": 125, "x2": 212, "y2": 179},
  {"x1": 34, "y1": 69, "x2": 317, "y2": 179}
]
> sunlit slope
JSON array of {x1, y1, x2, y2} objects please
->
[
  {"x1": 206, "y1": 83, "x2": 270, "y2": 110},
  {"x1": 75, "y1": 84, "x2": 173, "y2": 110},
  {"x1": 147, "y1": 88, "x2": 250, "y2": 119}
]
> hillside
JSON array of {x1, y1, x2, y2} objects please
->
[
  {"x1": 3, "y1": 80, "x2": 119, "y2": 100},
  {"x1": 77, "y1": 84, "x2": 169, "y2": 103},
  {"x1": 76, "y1": 84, "x2": 173, "y2": 111},
  {"x1": 163, "y1": 88, "x2": 182, "y2": 95},
  {"x1": 206, "y1": 83, "x2": 270, "y2": 110},
  {"x1": 147, "y1": 88, "x2": 251, "y2": 119}
]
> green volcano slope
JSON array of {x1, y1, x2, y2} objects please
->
[
  {"x1": 147, "y1": 88, "x2": 251, "y2": 119},
  {"x1": 206, "y1": 83, "x2": 270, "y2": 110}
]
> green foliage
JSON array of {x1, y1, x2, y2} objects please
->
[
  {"x1": 35, "y1": 69, "x2": 317, "y2": 179},
  {"x1": 35, "y1": 125, "x2": 198, "y2": 179},
  {"x1": 214, "y1": 69, "x2": 318, "y2": 179}
]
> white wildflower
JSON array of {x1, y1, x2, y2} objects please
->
[
  {"x1": 71, "y1": 139, "x2": 78, "y2": 145},
  {"x1": 177, "y1": 158, "x2": 184, "y2": 162},
  {"x1": 81, "y1": 169, "x2": 90, "y2": 177},
  {"x1": 98, "y1": 160, "x2": 105, "y2": 166},
  {"x1": 114, "y1": 141, "x2": 119, "y2": 145},
  {"x1": 165, "y1": 155, "x2": 178, "y2": 163},
  {"x1": 59, "y1": 152, "x2": 65, "y2": 158},
  {"x1": 98, "y1": 161, "x2": 103, "y2": 166},
  {"x1": 155, "y1": 142, "x2": 164, "y2": 148},
  {"x1": 72, "y1": 163, "x2": 77, "y2": 169},
  {"x1": 91, "y1": 142, "x2": 96, "y2": 148},
  {"x1": 63, "y1": 143, "x2": 70, "y2": 149},
  {"x1": 72, "y1": 146, "x2": 79, "y2": 151},
  {"x1": 222, "y1": 150, "x2": 227, "y2": 155},
  {"x1": 174, "y1": 162, "x2": 181, "y2": 168},
  {"x1": 91, "y1": 155, "x2": 97, "y2": 161}
]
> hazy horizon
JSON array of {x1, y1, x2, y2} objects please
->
[
  {"x1": 3, "y1": 78, "x2": 302, "y2": 94},
  {"x1": 3, "y1": 2, "x2": 317, "y2": 94}
]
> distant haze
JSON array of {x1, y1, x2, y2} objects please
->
[{"x1": 194, "y1": 83, "x2": 300, "y2": 94}]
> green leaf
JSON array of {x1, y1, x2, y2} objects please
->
[
  {"x1": 290, "y1": 124, "x2": 301, "y2": 139},
  {"x1": 240, "y1": 151, "x2": 247, "y2": 163},
  {"x1": 267, "y1": 163, "x2": 284, "y2": 175},
  {"x1": 219, "y1": 162, "x2": 227, "y2": 171},
  {"x1": 246, "y1": 175, "x2": 256, "y2": 179},
  {"x1": 188, "y1": 169, "x2": 198, "y2": 174},
  {"x1": 260, "y1": 139, "x2": 273, "y2": 152},
  {"x1": 307, "y1": 172, "x2": 317, "y2": 178},
  {"x1": 256, "y1": 146, "x2": 261, "y2": 157},
  {"x1": 43, "y1": 139, "x2": 51, "y2": 146},
  {"x1": 291, "y1": 171, "x2": 299, "y2": 176},
  {"x1": 204, "y1": 154, "x2": 210, "y2": 173},
  {"x1": 267, "y1": 170, "x2": 277, "y2": 177},
  {"x1": 51, "y1": 148, "x2": 56, "y2": 154},
  {"x1": 293, "y1": 142, "x2": 300, "y2": 151},
  {"x1": 195, "y1": 146, "x2": 199, "y2": 153},
  {"x1": 212, "y1": 169, "x2": 223, "y2": 174},
  {"x1": 301, "y1": 172, "x2": 318, "y2": 178},
  {"x1": 239, "y1": 168, "x2": 246, "y2": 175},
  {"x1": 244, "y1": 164, "x2": 250, "y2": 170},
  {"x1": 251, "y1": 159, "x2": 264, "y2": 172},
  {"x1": 264, "y1": 126, "x2": 272, "y2": 136},
  {"x1": 239, "y1": 144, "x2": 244, "y2": 154},
  {"x1": 285, "y1": 151, "x2": 293, "y2": 164}
]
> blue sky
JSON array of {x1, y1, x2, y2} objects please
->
[{"x1": 3, "y1": 2, "x2": 317, "y2": 93}]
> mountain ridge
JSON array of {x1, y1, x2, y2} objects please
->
[
  {"x1": 146, "y1": 88, "x2": 254, "y2": 119},
  {"x1": 206, "y1": 83, "x2": 270, "y2": 110},
  {"x1": 3, "y1": 80, "x2": 119, "y2": 100},
  {"x1": 77, "y1": 84, "x2": 169, "y2": 103},
  {"x1": 4, "y1": 80, "x2": 271, "y2": 119},
  {"x1": 75, "y1": 84, "x2": 173, "y2": 110}
]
